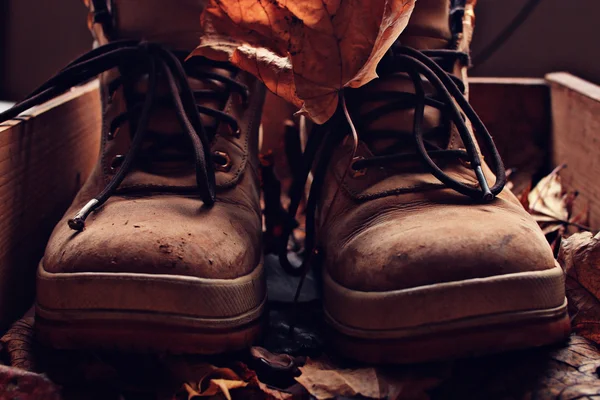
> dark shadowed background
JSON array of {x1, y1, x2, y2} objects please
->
[{"x1": 1, "y1": 0, "x2": 598, "y2": 100}]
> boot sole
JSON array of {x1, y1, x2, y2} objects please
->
[
  {"x1": 324, "y1": 262, "x2": 570, "y2": 363},
  {"x1": 36, "y1": 262, "x2": 266, "y2": 354}
]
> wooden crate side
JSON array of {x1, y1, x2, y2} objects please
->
[
  {"x1": 469, "y1": 78, "x2": 551, "y2": 194},
  {"x1": 547, "y1": 72, "x2": 600, "y2": 231},
  {"x1": 0, "y1": 81, "x2": 101, "y2": 330}
]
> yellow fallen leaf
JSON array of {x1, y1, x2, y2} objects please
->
[
  {"x1": 184, "y1": 382, "x2": 202, "y2": 399},
  {"x1": 181, "y1": 364, "x2": 248, "y2": 400},
  {"x1": 209, "y1": 379, "x2": 248, "y2": 400},
  {"x1": 191, "y1": 0, "x2": 416, "y2": 123},
  {"x1": 184, "y1": 379, "x2": 248, "y2": 400},
  {"x1": 181, "y1": 362, "x2": 295, "y2": 400}
]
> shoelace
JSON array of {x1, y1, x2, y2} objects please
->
[
  {"x1": 0, "y1": 40, "x2": 248, "y2": 231},
  {"x1": 278, "y1": 45, "x2": 507, "y2": 278}
]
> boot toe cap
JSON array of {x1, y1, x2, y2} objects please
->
[
  {"x1": 42, "y1": 195, "x2": 261, "y2": 279},
  {"x1": 328, "y1": 195, "x2": 556, "y2": 292}
]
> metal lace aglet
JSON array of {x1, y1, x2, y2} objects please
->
[
  {"x1": 474, "y1": 165, "x2": 494, "y2": 202},
  {"x1": 68, "y1": 199, "x2": 100, "y2": 231}
]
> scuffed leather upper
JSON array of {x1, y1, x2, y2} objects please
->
[
  {"x1": 319, "y1": 147, "x2": 555, "y2": 292},
  {"x1": 316, "y1": 0, "x2": 557, "y2": 292},
  {"x1": 42, "y1": 0, "x2": 265, "y2": 279}
]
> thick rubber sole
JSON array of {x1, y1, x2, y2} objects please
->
[
  {"x1": 326, "y1": 302, "x2": 570, "y2": 363},
  {"x1": 36, "y1": 262, "x2": 266, "y2": 354},
  {"x1": 35, "y1": 305, "x2": 265, "y2": 354},
  {"x1": 324, "y1": 263, "x2": 571, "y2": 364}
]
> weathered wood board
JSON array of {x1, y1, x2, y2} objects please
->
[
  {"x1": 547, "y1": 72, "x2": 600, "y2": 231},
  {"x1": 470, "y1": 77, "x2": 551, "y2": 193},
  {"x1": 0, "y1": 81, "x2": 101, "y2": 330}
]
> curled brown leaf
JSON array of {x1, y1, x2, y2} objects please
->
[
  {"x1": 559, "y1": 231, "x2": 600, "y2": 344},
  {"x1": 295, "y1": 357, "x2": 441, "y2": 399},
  {"x1": 184, "y1": 379, "x2": 247, "y2": 400},
  {"x1": 181, "y1": 362, "x2": 295, "y2": 400},
  {"x1": 191, "y1": 0, "x2": 416, "y2": 123},
  {"x1": 526, "y1": 165, "x2": 589, "y2": 239},
  {"x1": 0, "y1": 365, "x2": 62, "y2": 400}
]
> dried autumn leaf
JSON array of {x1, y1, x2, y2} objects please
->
[
  {"x1": 191, "y1": 0, "x2": 416, "y2": 123},
  {"x1": 295, "y1": 357, "x2": 441, "y2": 399},
  {"x1": 296, "y1": 358, "x2": 378, "y2": 399},
  {"x1": 528, "y1": 165, "x2": 570, "y2": 235},
  {"x1": 0, "y1": 365, "x2": 62, "y2": 400},
  {"x1": 525, "y1": 164, "x2": 590, "y2": 242},
  {"x1": 181, "y1": 362, "x2": 295, "y2": 400},
  {"x1": 432, "y1": 335, "x2": 600, "y2": 399},
  {"x1": 184, "y1": 379, "x2": 248, "y2": 400},
  {"x1": 235, "y1": 362, "x2": 297, "y2": 400},
  {"x1": 559, "y1": 231, "x2": 600, "y2": 344},
  {"x1": 0, "y1": 316, "x2": 35, "y2": 371},
  {"x1": 183, "y1": 365, "x2": 247, "y2": 400},
  {"x1": 257, "y1": 384, "x2": 296, "y2": 400}
]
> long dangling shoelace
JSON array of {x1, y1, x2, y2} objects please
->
[
  {"x1": 278, "y1": 45, "x2": 507, "y2": 278},
  {"x1": 0, "y1": 40, "x2": 249, "y2": 231}
]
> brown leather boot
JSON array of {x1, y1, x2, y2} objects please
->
[
  {"x1": 0, "y1": 0, "x2": 266, "y2": 353},
  {"x1": 281, "y1": 0, "x2": 569, "y2": 363}
]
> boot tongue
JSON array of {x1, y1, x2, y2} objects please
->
[
  {"x1": 398, "y1": 0, "x2": 451, "y2": 50},
  {"x1": 96, "y1": 0, "x2": 236, "y2": 173},
  {"x1": 113, "y1": 0, "x2": 206, "y2": 50},
  {"x1": 350, "y1": 0, "x2": 453, "y2": 155},
  {"x1": 112, "y1": 0, "x2": 230, "y2": 128}
]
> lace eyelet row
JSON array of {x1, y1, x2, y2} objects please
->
[
  {"x1": 109, "y1": 151, "x2": 232, "y2": 174},
  {"x1": 213, "y1": 151, "x2": 232, "y2": 172},
  {"x1": 350, "y1": 156, "x2": 367, "y2": 178}
]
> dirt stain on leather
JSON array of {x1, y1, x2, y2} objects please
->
[
  {"x1": 159, "y1": 244, "x2": 173, "y2": 254},
  {"x1": 499, "y1": 234, "x2": 516, "y2": 249},
  {"x1": 394, "y1": 252, "x2": 410, "y2": 263}
]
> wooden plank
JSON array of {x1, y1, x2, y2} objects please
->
[
  {"x1": 0, "y1": 81, "x2": 101, "y2": 330},
  {"x1": 547, "y1": 72, "x2": 600, "y2": 230},
  {"x1": 469, "y1": 77, "x2": 551, "y2": 194}
]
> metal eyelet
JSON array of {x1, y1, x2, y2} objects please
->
[
  {"x1": 350, "y1": 156, "x2": 367, "y2": 178},
  {"x1": 110, "y1": 154, "x2": 125, "y2": 173},
  {"x1": 213, "y1": 151, "x2": 232, "y2": 172},
  {"x1": 107, "y1": 126, "x2": 120, "y2": 141}
]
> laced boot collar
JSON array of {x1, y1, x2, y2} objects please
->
[
  {"x1": 278, "y1": 45, "x2": 506, "y2": 278},
  {"x1": 0, "y1": 40, "x2": 249, "y2": 231}
]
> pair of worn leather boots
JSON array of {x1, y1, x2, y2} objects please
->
[{"x1": 1, "y1": 0, "x2": 569, "y2": 363}]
